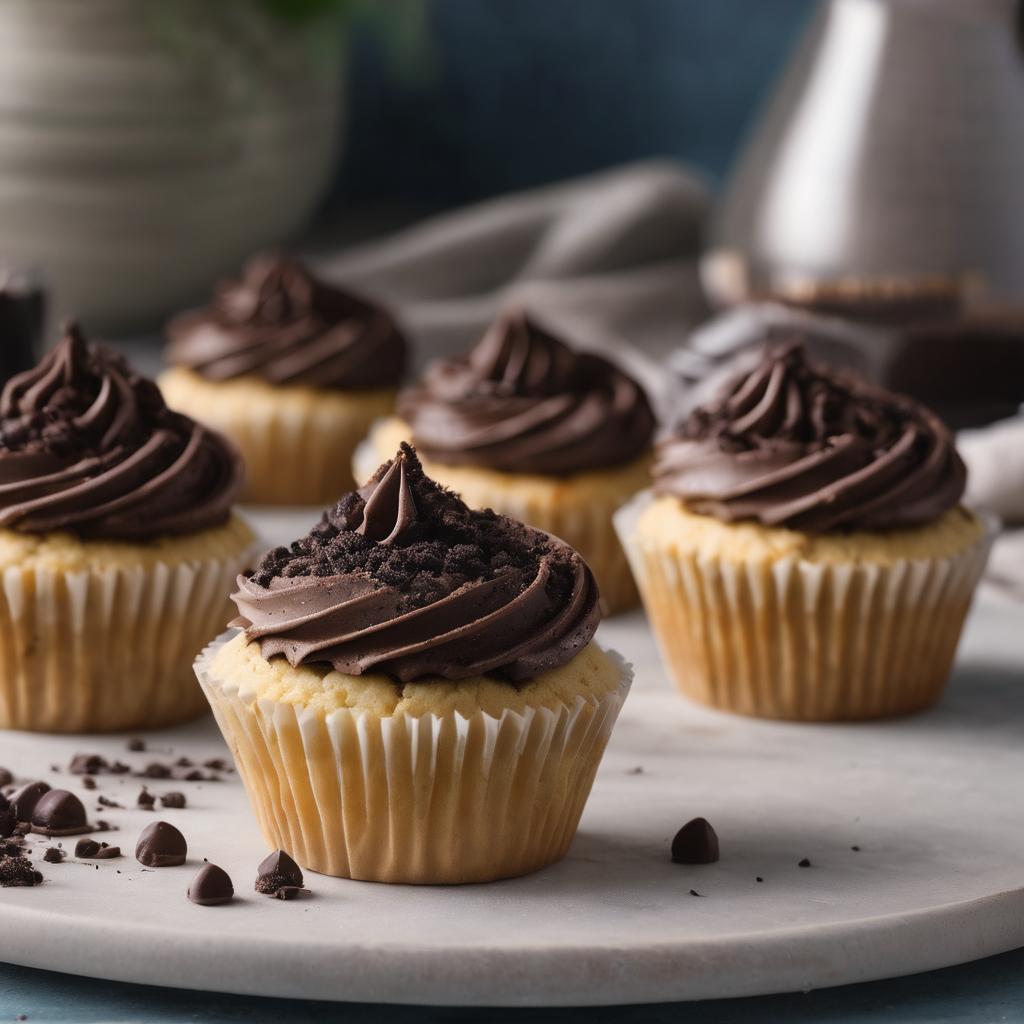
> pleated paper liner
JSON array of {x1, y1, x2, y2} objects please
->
[
  {"x1": 354, "y1": 429, "x2": 644, "y2": 613},
  {"x1": 0, "y1": 519, "x2": 259, "y2": 733},
  {"x1": 197, "y1": 634, "x2": 633, "y2": 884},
  {"x1": 160, "y1": 368, "x2": 396, "y2": 506},
  {"x1": 615, "y1": 492, "x2": 996, "y2": 722}
]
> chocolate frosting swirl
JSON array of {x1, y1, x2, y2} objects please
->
[
  {"x1": 231, "y1": 444, "x2": 601, "y2": 682},
  {"x1": 398, "y1": 310, "x2": 655, "y2": 475},
  {"x1": 653, "y1": 342, "x2": 966, "y2": 532},
  {"x1": 166, "y1": 254, "x2": 407, "y2": 390},
  {"x1": 0, "y1": 324, "x2": 243, "y2": 539}
]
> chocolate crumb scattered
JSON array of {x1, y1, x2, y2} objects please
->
[
  {"x1": 0, "y1": 807, "x2": 16, "y2": 839},
  {"x1": 127, "y1": 738, "x2": 146, "y2": 752},
  {"x1": 203, "y1": 758, "x2": 229, "y2": 772},
  {"x1": 671, "y1": 818, "x2": 719, "y2": 865},
  {"x1": 0, "y1": 853, "x2": 42, "y2": 887},
  {"x1": 175, "y1": 757, "x2": 193, "y2": 768},
  {"x1": 95, "y1": 819, "x2": 113, "y2": 833},
  {"x1": 43, "y1": 847, "x2": 65, "y2": 864},
  {"x1": 756, "y1": 876, "x2": 764, "y2": 883},
  {"x1": 798, "y1": 858, "x2": 812, "y2": 868},
  {"x1": 851, "y1": 845, "x2": 861, "y2": 852},
  {"x1": 97, "y1": 795, "x2": 123, "y2": 809},
  {"x1": 139, "y1": 763, "x2": 171, "y2": 779},
  {"x1": 689, "y1": 889, "x2": 703, "y2": 897},
  {"x1": 81, "y1": 777, "x2": 97, "y2": 791},
  {"x1": 69, "y1": 754, "x2": 129, "y2": 776},
  {"x1": 160, "y1": 792, "x2": 186, "y2": 810},
  {"x1": 137, "y1": 787, "x2": 156, "y2": 810},
  {"x1": 627, "y1": 766, "x2": 644, "y2": 775}
]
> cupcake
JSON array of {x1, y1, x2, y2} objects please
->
[
  {"x1": 161, "y1": 253, "x2": 407, "y2": 506},
  {"x1": 357, "y1": 309, "x2": 656, "y2": 612},
  {"x1": 196, "y1": 444, "x2": 631, "y2": 884},
  {"x1": 616, "y1": 341, "x2": 993, "y2": 721},
  {"x1": 0, "y1": 324, "x2": 253, "y2": 733}
]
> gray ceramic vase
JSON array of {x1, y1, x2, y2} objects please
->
[{"x1": 0, "y1": 0, "x2": 345, "y2": 332}]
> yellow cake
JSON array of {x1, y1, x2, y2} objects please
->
[
  {"x1": 197, "y1": 445, "x2": 632, "y2": 884},
  {"x1": 162, "y1": 253, "x2": 408, "y2": 507},
  {"x1": 617, "y1": 342, "x2": 993, "y2": 721},
  {"x1": 0, "y1": 326, "x2": 253, "y2": 732}
]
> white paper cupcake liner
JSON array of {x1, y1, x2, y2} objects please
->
[
  {"x1": 615, "y1": 491, "x2": 996, "y2": 721},
  {"x1": 0, "y1": 528, "x2": 259, "y2": 733},
  {"x1": 196, "y1": 633, "x2": 633, "y2": 884}
]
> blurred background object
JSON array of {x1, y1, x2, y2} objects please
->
[
  {"x1": 0, "y1": 0, "x2": 349, "y2": 332},
  {"x1": 705, "y1": 0, "x2": 1024, "y2": 309},
  {"x1": 0, "y1": 266, "x2": 46, "y2": 386}
]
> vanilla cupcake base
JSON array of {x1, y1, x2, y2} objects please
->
[
  {"x1": 197, "y1": 632, "x2": 632, "y2": 884},
  {"x1": 616, "y1": 493, "x2": 994, "y2": 722},
  {"x1": 160, "y1": 367, "x2": 397, "y2": 507},
  {"x1": 0, "y1": 515, "x2": 256, "y2": 733},
  {"x1": 356, "y1": 418, "x2": 649, "y2": 613}
]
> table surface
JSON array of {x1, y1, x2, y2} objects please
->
[{"x1": 2, "y1": 948, "x2": 1023, "y2": 1024}]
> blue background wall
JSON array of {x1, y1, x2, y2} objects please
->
[{"x1": 339, "y1": 0, "x2": 818, "y2": 206}]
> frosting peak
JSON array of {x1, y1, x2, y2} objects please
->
[
  {"x1": 166, "y1": 254, "x2": 407, "y2": 391},
  {"x1": 398, "y1": 310, "x2": 655, "y2": 475},
  {"x1": 0, "y1": 324, "x2": 243, "y2": 539},
  {"x1": 231, "y1": 444, "x2": 601, "y2": 682},
  {"x1": 653, "y1": 341, "x2": 966, "y2": 532}
]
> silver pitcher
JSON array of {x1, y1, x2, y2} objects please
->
[{"x1": 705, "y1": 0, "x2": 1024, "y2": 309}]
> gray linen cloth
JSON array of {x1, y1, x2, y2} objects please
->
[{"x1": 311, "y1": 162, "x2": 1022, "y2": 598}]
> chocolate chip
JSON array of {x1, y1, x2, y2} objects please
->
[
  {"x1": 110, "y1": 761, "x2": 131, "y2": 775},
  {"x1": 137, "y1": 787, "x2": 155, "y2": 810},
  {"x1": 97, "y1": 795, "x2": 122, "y2": 809},
  {"x1": 81, "y1": 777, "x2": 96, "y2": 791},
  {"x1": 798, "y1": 858, "x2": 812, "y2": 868},
  {"x1": 188, "y1": 863, "x2": 234, "y2": 906},
  {"x1": 94, "y1": 819, "x2": 113, "y2": 833},
  {"x1": 756, "y1": 876, "x2": 764, "y2": 883},
  {"x1": 175, "y1": 757, "x2": 193, "y2": 768},
  {"x1": 0, "y1": 853, "x2": 42, "y2": 887},
  {"x1": 135, "y1": 821, "x2": 187, "y2": 867},
  {"x1": 94, "y1": 844, "x2": 121, "y2": 860},
  {"x1": 202, "y1": 758, "x2": 229, "y2": 772},
  {"x1": 0, "y1": 767, "x2": 12, "y2": 788},
  {"x1": 255, "y1": 849, "x2": 305, "y2": 897},
  {"x1": 30, "y1": 790, "x2": 90, "y2": 837},
  {"x1": 43, "y1": 847, "x2": 65, "y2": 864},
  {"x1": 671, "y1": 817, "x2": 719, "y2": 865},
  {"x1": 160, "y1": 792, "x2": 186, "y2": 810},
  {"x1": 140, "y1": 763, "x2": 171, "y2": 779},
  {"x1": 69, "y1": 754, "x2": 107, "y2": 775},
  {"x1": 172, "y1": 768, "x2": 207, "y2": 782},
  {"x1": 127, "y1": 738, "x2": 146, "y2": 752},
  {"x1": 10, "y1": 781, "x2": 50, "y2": 822},
  {"x1": 75, "y1": 838, "x2": 101, "y2": 858},
  {"x1": 689, "y1": 889, "x2": 703, "y2": 897}
]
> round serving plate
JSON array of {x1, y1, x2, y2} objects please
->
[{"x1": 0, "y1": 568, "x2": 1021, "y2": 1006}]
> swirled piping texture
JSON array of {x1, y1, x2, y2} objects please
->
[
  {"x1": 231, "y1": 444, "x2": 601, "y2": 682},
  {"x1": 0, "y1": 324, "x2": 243, "y2": 539},
  {"x1": 398, "y1": 309, "x2": 655, "y2": 474},
  {"x1": 653, "y1": 341, "x2": 966, "y2": 532},
  {"x1": 166, "y1": 254, "x2": 407, "y2": 390}
]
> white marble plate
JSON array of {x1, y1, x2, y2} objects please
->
[{"x1": 1, "y1": 578, "x2": 1022, "y2": 1006}]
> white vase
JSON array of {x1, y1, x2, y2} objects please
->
[{"x1": 0, "y1": 0, "x2": 346, "y2": 332}]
